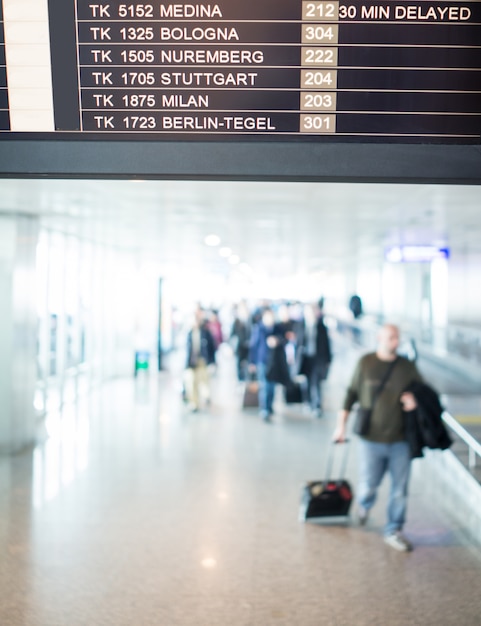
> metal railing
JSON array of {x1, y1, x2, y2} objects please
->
[
  {"x1": 335, "y1": 314, "x2": 481, "y2": 371},
  {"x1": 442, "y1": 411, "x2": 481, "y2": 472}
]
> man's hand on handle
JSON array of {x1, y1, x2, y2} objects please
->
[{"x1": 333, "y1": 409, "x2": 350, "y2": 443}]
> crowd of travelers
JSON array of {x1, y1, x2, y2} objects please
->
[{"x1": 184, "y1": 299, "x2": 332, "y2": 419}]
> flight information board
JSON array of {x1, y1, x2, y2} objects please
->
[{"x1": 1, "y1": 0, "x2": 481, "y2": 142}]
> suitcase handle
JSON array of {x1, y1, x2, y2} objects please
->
[{"x1": 324, "y1": 440, "x2": 350, "y2": 482}]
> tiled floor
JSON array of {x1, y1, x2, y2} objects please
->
[{"x1": 1, "y1": 341, "x2": 481, "y2": 625}]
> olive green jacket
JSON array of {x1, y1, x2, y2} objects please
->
[{"x1": 343, "y1": 353, "x2": 423, "y2": 443}]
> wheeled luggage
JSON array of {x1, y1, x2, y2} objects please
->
[
  {"x1": 300, "y1": 441, "x2": 353, "y2": 521},
  {"x1": 242, "y1": 375, "x2": 259, "y2": 409},
  {"x1": 284, "y1": 376, "x2": 307, "y2": 404}
]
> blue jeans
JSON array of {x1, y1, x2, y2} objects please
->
[
  {"x1": 257, "y1": 362, "x2": 275, "y2": 414},
  {"x1": 357, "y1": 439, "x2": 411, "y2": 536}
]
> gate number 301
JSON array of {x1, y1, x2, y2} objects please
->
[{"x1": 300, "y1": 114, "x2": 336, "y2": 133}]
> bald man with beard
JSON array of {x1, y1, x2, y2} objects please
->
[{"x1": 334, "y1": 324, "x2": 422, "y2": 552}]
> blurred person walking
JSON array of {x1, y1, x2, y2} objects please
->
[
  {"x1": 333, "y1": 324, "x2": 422, "y2": 551},
  {"x1": 248, "y1": 307, "x2": 290, "y2": 421},
  {"x1": 207, "y1": 310, "x2": 223, "y2": 354},
  {"x1": 298, "y1": 302, "x2": 332, "y2": 417},
  {"x1": 185, "y1": 309, "x2": 216, "y2": 412},
  {"x1": 230, "y1": 302, "x2": 251, "y2": 382}
]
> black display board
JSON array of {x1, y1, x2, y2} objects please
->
[
  {"x1": 3, "y1": 0, "x2": 481, "y2": 141},
  {"x1": 0, "y1": 0, "x2": 480, "y2": 180}
]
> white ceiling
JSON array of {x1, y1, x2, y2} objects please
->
[{"x1": 0, "y1": 178, "x2": 480, "y2": 277}]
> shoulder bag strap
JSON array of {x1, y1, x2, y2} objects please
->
[{"x1": 371, "y1": 357, "x2": 399, "y2": 409}]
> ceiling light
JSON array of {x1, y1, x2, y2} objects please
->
[
  {"x1": 204, "y1": 234, "x2": 221, "y2": 247},
  {"x1": 219, "y1": 246, "x2": 231, "y2": 257},
  {"x1": 229, "y1": 255, "x2": 240, "y2": 265}
]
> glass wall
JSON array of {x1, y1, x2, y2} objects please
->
[{"x1": 35, "y1": 229, "x2": 161, "y2": 417}]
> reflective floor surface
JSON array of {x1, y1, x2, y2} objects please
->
[{"x1": 1, "y1": 339, "x2": 481, "y2": 626}]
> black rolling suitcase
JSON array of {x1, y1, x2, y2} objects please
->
[
  {"x1": 284, "y1": 375, "x2": 307, "y2": 404},
  {"x1": 299, "y1": 441, "x2": 353, "y2": 521}
]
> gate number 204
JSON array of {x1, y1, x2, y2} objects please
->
[{"x1": 301, "y1": 70, "x2": 337, "y2": 88}]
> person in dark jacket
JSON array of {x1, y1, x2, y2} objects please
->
[
  {"x1": 185, "y1": 310, "x2": 216, "y2": 412},
  {"x1": 230, "y1": 302, "x2": 251, "y2": 382},
  {"x1": 298, "y1": 303, "x2": 332, "y2": 417},
  {"x1": 349, "y1": 294, "x2": 363, "y2": 319},
  {"x1": 248, "y1": 307, "x2": 289, "y2": 421}
]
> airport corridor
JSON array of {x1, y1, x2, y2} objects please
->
[{"x1": 1, "y1": 335, "x2": 481, "y2": 626}]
